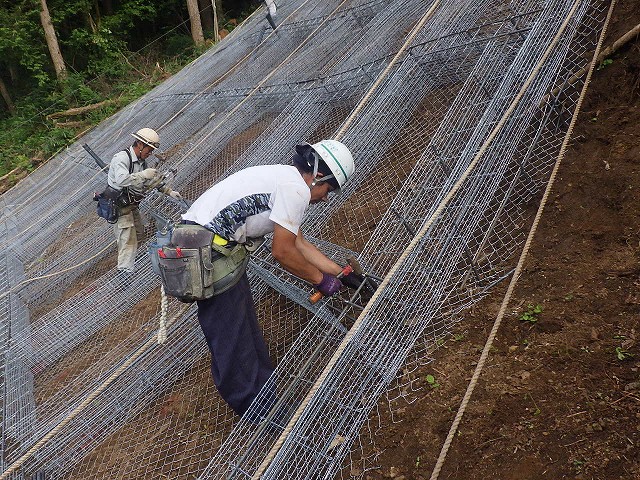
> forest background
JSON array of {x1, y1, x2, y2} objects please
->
[{"x1": 0, "y1": 0, "x2": 257, "y2": 191}]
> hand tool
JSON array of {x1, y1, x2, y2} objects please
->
[{"x1": 309, "y1": 263, "x2": 353, "y2": 304}]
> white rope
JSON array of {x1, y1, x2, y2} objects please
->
[
  {"x1": 428, "y1": 1, "x2": 615, "y2": 478},
  {"x1": 0, "y1": 241, "x2": 116, "y2": 302},
  {"x1": 157, "y1": 284, "x2": 169, "y2": 344},
  {"x1": 251, "y1": 2, "x2": 443, "y2": 478}
]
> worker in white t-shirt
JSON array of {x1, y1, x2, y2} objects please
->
[{"x1": 181, "y1": 139, "x2": 365, "y2": 419}]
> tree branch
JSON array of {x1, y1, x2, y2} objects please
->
[{"x1": 46, "y1": 99, "x2": 115, "y2": 119}]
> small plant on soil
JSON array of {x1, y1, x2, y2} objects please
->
[
  {"x1": 615, "y1": 346, "x2": 634, "y2": 361},
  {"x1": 520, "y1": 304, "x2": 543, "y2": 323},
  {"x1": 425, "y1": 374, "x2": 439, "y2": 389},
  {"x1": 597, "y1": 58, "x2": 614, "y2": 70},
  {"x1": 572, "y1": 458, "x2": 586, "y2": 474},
  {"x1": 453, "y1": 331, "x2": 467, "y2": 341},
  {"x1": 525, "y1": 393, "x2": 541, "y2": 416}
]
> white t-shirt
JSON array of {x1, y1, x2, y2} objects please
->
[{"x1": 182, "y1": 165, "x2": 310, "y2": 243}]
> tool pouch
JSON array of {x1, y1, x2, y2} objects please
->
[
  {"x1": 93, "y1": 191, "x2": 118, "y2": 224},
  {"x1": 116, "y1": 187, "x2": 145, "y2": 209},
  {"x1": 155, "y1": 223, "x2": 249, "y2": 303}
]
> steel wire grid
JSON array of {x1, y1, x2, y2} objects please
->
[{"x1": 0, "y1": 0, "x2": 611, "y2": 478}]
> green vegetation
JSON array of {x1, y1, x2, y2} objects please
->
[
  {"x1": 525, "y1": 393, "x2": 540, "y2": 416},
  {"x1": 425, "y1": 374, "x2": 439, "y2": 389},
  {"x1": 520, "y1": 303, "x2": 542, "y2": 323},
  {"x1": 597, "y1": 58, "x2": 614, "y2": 70},
  {"x1": 0, "y1": 0, "x2": 258, "y2": 186},
  {"x1": 615, "y1": 346, "x2": 634, "y2": 361}
]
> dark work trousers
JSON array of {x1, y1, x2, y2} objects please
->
[{"x1": 196, "y1": 273, "x2": 276, "y2": 418}]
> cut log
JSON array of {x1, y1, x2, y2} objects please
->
[{"x1": 46, "y1": 99, "x2": 115, "y2": 119}]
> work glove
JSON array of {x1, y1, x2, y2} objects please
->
[
  {"x1": 314, "y1": 273, "x2": 342, "y2": 297},
  {"x1": 342, "y1": 270, "x2": 379, "y2": 300},
  {"x1": 168, "y1": 190, "x2": 182, "y2": 200},
  {"x1": 138, "y1": 168, "x2": 159, "y2": 180}
]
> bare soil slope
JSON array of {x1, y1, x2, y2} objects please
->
[{"x1": 369, "y1": 1, "x2": 640, "y2": 479}]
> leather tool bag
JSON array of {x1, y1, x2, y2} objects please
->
[{"x1": 156, "y1": 224, "x2": 249, "y2": 303}]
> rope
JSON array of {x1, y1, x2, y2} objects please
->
[
  {"x1": 0, "y1": 241, "x2": 115, "y2": 302},
  {"x1": 334, "y1": 1, "x2": 441, "y2": 141},
  {"x1": 0, "y1": 300, "x2": 192, "y2": 479},
  {"x1": 157, "y1": 284, "x2": 168, "y2": 344},
  {"x1": 428, "y1": 1, "x2": 616, "y2": 478},
  {"x1": 251, "y1": 0, "x2": 606, "y2": 476}
]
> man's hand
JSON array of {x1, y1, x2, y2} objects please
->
[
  {"x1": 139, "y1": 168, "x2": 159, "y2": 180},
  {"x1": 168, "y1": 190, "x2": 182, "y2": 200},
  {"x1": 342, "y1": 271, "x2": 378, "y2": 299},
  {"x1": 314, "y1": 273, "x2": 342, "y2": 296}
]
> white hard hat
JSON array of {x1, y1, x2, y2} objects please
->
[
  {"x1": 131, "y1": 128, "x2": 160, "y2": 149},
  {"x1": 310, "y1": 140, "x2": 354, "y2": 189}
]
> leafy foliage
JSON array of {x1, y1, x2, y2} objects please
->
[
  {"x1": 0, "y1": 0, "x2": 259, "y2": 186},
  {"x1": 520, "y1": 303, "x2": 543, "y2": 323}
]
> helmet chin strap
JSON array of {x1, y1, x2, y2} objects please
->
[{"x1": 309, "y1": 151, "x2": 335, "y2": 188}]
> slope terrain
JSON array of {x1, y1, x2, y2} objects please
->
[{"x1": 369, "y1": 1, "x2": 640, "y2": 478}]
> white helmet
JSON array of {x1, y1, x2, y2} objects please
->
[
  {"x1": 131, "y1": 128, "x2": 160, "y2": 149},
  {"x1": 310, "y1": 140, "x2": 354, "y2": 189}
]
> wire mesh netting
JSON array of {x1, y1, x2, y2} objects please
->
[{"x1": 0, "y1": 0, "x2": 613, "y2": 478}]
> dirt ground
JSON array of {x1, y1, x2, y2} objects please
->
[{"x1": 368, "y1": 2, "x2": 640, "y2": 479}]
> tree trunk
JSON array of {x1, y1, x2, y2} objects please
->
[
  {"x1": 8, "y1": 65, "x2": 18, "y2": 84},
  {"x1": 198, "y1": 0, "x2": 214, "y2": 34},
  {"x1": 212, "y1": 0, "x2": 220, "y2": 41},
  {"x1": 0, "y1": 77, "x2": 15, "y2": 114},
  {"x1": 46, "y1": 99, "x2": 115, "y2": 119},
  {"x1": 186, "y1": 0, "x2": 205, "y2": 45},
  {"x1": 39, "y1": 0, "x2": 67, "y2": 81},
  {"x1": 100, "y1": 0, "x2": 112, "y2": 16}
]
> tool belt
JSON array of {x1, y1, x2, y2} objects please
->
[
  {"x1": 94, "y1": 191, "x2": 118, "y2": 223},
  {"x1": 95, "y1": 185, "x2": 146, "y2": 220},
  {"x1": 102, "y1": 185, "x2": 145, "y2": 209},
  {"x1": 116, "y1": 187, "x2": 146, "y2": 209},
  {"x1": 155, "y1": 223, "x2": 249, "y2": 303}
]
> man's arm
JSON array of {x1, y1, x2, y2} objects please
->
[
  {"x1": 295, "y1": 229, "x2": 343, "y2": 276},
  {"x1": 271, "y1": 225, "x2": 341, "y2": 284},
  {"x1": 108, "y1": 152, "x2": 134, "y2": 189}
]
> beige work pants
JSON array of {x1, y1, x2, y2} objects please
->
[{"x1": 113, "y1": 207, "x2": 145, "y2": 272}]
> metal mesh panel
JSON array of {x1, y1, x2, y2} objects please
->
[{"x1": 0, "y1": 0, "x2": 612, "y2": 478}]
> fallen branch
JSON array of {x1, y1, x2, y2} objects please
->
[
  {"x1": 53, "y1": 120, "x2": 89, "y2": 129},
  {"x1": 0, "y1": 167, "x2": 20, "y2": 182},
  {"x1": 597, "y1": 22, "x2": 640, "y2": 62},
  {"x1": 544, "y1": 22, "x2": 640, "y2": 102},
  {"x1": 46, "y1": 99, "x2": 115, "y2": 120}
]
